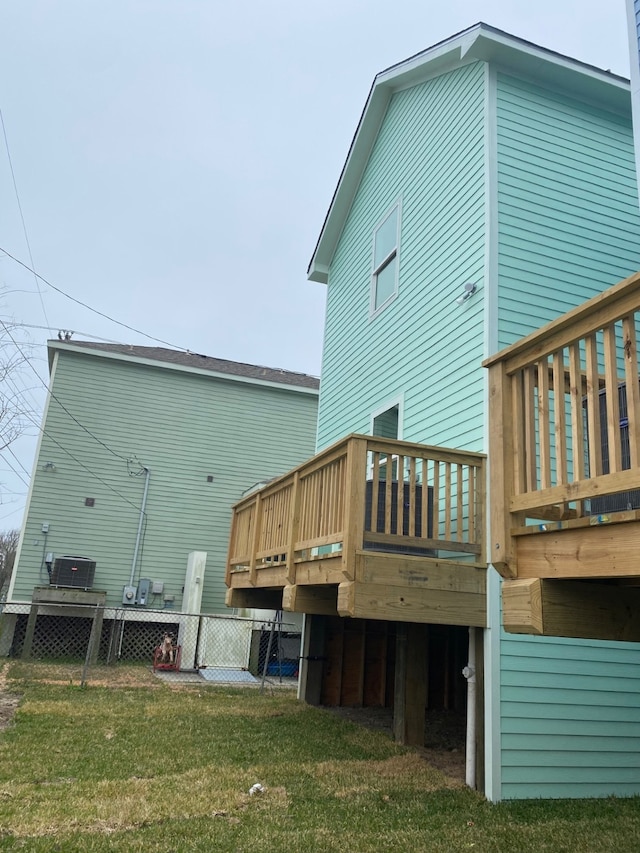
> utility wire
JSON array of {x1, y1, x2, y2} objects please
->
[
  {"x1": 1, "y1": 324, "x2": 147, "y2": 512},
  {"x1": 0, "y1": 451, "x2": 29, "y2": 489},
  {"x1": 10, "y1": 403, "x2": 145, "y2": 514},
  {"x1": 0, "y1": 504, "x2": 25, "y2": 523},
  {"x1": 0, "y1": 318, "x2": 129, "y2": 462},
  {"x1": 0, "y1": 109, "x2": 51, "y2": 330},
  {"x1": 5, "y1": 445, "x2": 31, "y2": 478},
  {"x1": 0, "y1": 246, "x2": 190, "y2": 352},
  {"x1": 1, "y1": 361, "x2": 45, "y2": 427},
  {"x1": 4, "y1": 320, "x2": 121, "y2": 344}
]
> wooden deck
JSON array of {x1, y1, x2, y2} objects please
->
[
  {"x1": 226, "y1": 434, "x2": 487, "y2": 627},
  {"x1": 484, "y1": 269, "x2": 640, "y2": 640}
]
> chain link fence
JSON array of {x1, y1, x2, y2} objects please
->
[{"x1": 1, "y1": 602, "x2": 301, "y2": 685}]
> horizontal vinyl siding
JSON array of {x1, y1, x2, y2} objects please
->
[
  {"x1": 496, "y1": 72, "x2": 640, "y2": 346},
  {"x1": 495, "y1": 73, "x2": 640, "y2": 800},
  {"x1": 13, "y1": 351, "x2": 318, "y2": 613},
  {"x1": 500, "y1": 634, "x2": 640, "y2": 799},
  {"x1": 317, "y1": 62, "x2": 486, "y2": 450}
]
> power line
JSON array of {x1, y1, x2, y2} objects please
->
[
  {"x1": 0, "y1": 451, "x2": 29, "y2": 489},
  {"x1": 0, "y1": 108, "x2": 51, "y2": 330},
  {"x1": 0, "y1": 318, "x2": 129, "y2": 463},
  {"x1": 5, "y1": 445, "x2": 30, "y2": 479},
  {"x1": 7, "y1": 403, "x2": 145, "y2": 514},
  {"x1": 0, "y1": 245, "x2": 190, "y2": 351},
  {"x1": 0, "y1": 504, "x2": 25, "y2": 523},
  {"x1": 0, "y1": 325, "x2": 147, "y2": 513},
  {"x1": 4, "y1": 321, "x2": 121, "y2": 344}
]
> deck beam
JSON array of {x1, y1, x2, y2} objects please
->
[
  {"x1": 282, "y1": 584, "x2": 338, "y2": 615},
  {"x1": 515, "y1": 519, "x2": 640, "y2": 580},
  {"x1": 225, "y1": 587, "x2": 283, "y2": 610},
  {"x1": 503, "y1": 578, "x2": 640, "y2": 641}
]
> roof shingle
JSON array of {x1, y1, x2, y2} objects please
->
[{"x1": 51, "y1": 341, "x2": 320, "y2": 390}]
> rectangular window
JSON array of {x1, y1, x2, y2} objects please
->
[
  {"x1": 372, "y1": 405, "x2": 399, "y2": 439},
  {"x1": 371, "y1": 402, "x2": 401, "y2": 480},
  {"x1": 371, "y1": 202, "x2": 400, "y2": 315}
]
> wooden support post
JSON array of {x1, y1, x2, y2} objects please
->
[
  {"x1": 287, "y1": 472, "x2": 301, "y2": 584},
  {"x1": 87, "y1": 603, "x2": 105, "y2": 666},
  {"x1": 225, "y1": 507, "x2": 238, "y2": 587},
  {"x1": 487, "y1": 362, "x2": 517, "y2": 578},
  {"x1": 363, "y1": 620, "x2": 388, "y2": 707},
  {"x1": 342, "y1": 437, "x2": 368, "y2": 580},
  {"x1": 393, "y1": 622, "x2": 428, "y2": 746},
  {"x1": 22, "y1": 587, "x2": 108, "y2": 660},
  {"x1": 473, "y1": 627, "x2": 485, "y2": 795},
  {"x1": 298, "y1": 614, "x2": 326, "y2": 705},
  {"x1": 248, "y1": 493, "x2": 262, "y2": 586},
  {"x1": 503, "y1": 578, "x2": 640, "y2": 641},
  {"x1": 22, "y1": 602, "x2": 40, "y2": 659},
  {"x1": 341, "y1": 619, "x2": 366, "y2": 706}
]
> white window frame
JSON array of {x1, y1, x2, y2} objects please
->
[
  {"x1": 369, "y1": 395, "x2": 404, "y2": 480},
  {"x1": 370, "y1": 395, "x2": 404, "y2": 440},
  {"x1": 369, "y1": 200, "x2": 402, "y2": 318}
]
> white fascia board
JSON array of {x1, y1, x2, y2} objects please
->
[
  {"x1": 626, "y1": 0, "x2": 640, "y2": 197},
  {"x1": 471, "y1": 29, "x2": 630, "y2": 115},
  {"x1": 307, "y1": 83, "x2": 392, "y2": 284},
  {"x1": 308, "y1": 37, "x2": 467, "y2": 283},
  {"x1": 481, "y1": 62, "x2": 502, "y2": 803},
  {"x1": 48, "y1": 342, "x2": 319, "y2": 397},
  {"x1": 307, "y1": 24, "x2": 631, "y2": 285}
]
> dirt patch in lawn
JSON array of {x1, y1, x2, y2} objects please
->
[
  {"x1": 0, "y1": 661, "x2": 162, "y2": 731},
  {"x1": 3, "y1": 661, "x2": 160, "y2": 689},
  {"x1": 0, "y1": 664, "x2": 20, "y2": 732},
  {"x1": 327, "y1": 705, "x2": 466, "y2": 783}
]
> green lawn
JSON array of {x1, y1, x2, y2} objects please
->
[{"x1": 0, "y1": 661, "x2": 639, "y2": 851}]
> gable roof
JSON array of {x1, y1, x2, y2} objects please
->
[
  {"x1": 48, "y1": 340, "x2": 320, "y2": 393},
  {"x1": 307, "y1": 22, "x2": 631, "y2": 284}
]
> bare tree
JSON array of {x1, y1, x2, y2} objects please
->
[
  {"x1": 0, "y1": 528, "x2": 19, "y2": 595},
  {"x1": 0, "y1": 313, "x2": 38, "y2": 508},
  {"x1": 0, "y1": 320, "x2": 31, "y2": 453}
]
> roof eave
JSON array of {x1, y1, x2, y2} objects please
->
[
  {"x1": 307, "y1": 23, "x2": 631, "y2": 283},
  {"x1": 47, "y1": 341, "x2": 320, "y2": 395}
]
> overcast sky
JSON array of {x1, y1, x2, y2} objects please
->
[{"x1": 0, "y1": 0, "x2": 633, "y2": 527}]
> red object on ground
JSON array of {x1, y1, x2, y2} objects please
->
[{"x1": 152, "y1": 644, "x2": 182, "y2": 672}]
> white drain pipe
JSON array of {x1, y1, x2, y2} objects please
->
[
  {"x1": 462, "y1": 626, "x2": 476, "y2": 789},
  {"x1": 129, "y1": 466, "x2": 150, "y2": 587}
]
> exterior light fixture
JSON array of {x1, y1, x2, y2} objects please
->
[
  {"x1": 43, "y1": 461, "x2": 56, "y2": 472},
  {"x1": 455, "y1": 282, "x2": 478, "y2": 305}
]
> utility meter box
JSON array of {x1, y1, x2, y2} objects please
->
[
  {"x1": 138, "y1": 578, "x2": 151, "y2": 606},
  {"x1": 122, "y1": 585, "x2": 136, "y2": 605}
]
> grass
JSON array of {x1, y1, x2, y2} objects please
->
[{"x1": 0, "y1": 662, "x2": 639, "y2": 851}]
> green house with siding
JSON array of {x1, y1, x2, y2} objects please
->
[
  {"x1": 4, "y1": 341, "x2": 318, "y2": 652},
  {"x1": 305, "y1": 23, "x2": 640, "y2": 801}
]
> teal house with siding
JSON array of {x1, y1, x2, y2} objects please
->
[
  {"x1": 308, "y1": 23, "x2": 640, "y2": 802},
  {"x1": 4, "y1": 341, "x2": 318, "y2": 653},
  {"x1": 227, "y1": 23, "x2": 640, "y2": 802}
]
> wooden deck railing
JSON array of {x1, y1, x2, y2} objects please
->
[
  {"x1": 484, "y1": 270, "x2": 640, "y2": 578},
  {"x1": 226, "y1": 434, "x2": 486, "y2": 585}
]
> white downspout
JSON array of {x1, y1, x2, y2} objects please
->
[
  {"x1": 462, "y1": 626, "x2": 477, "y2": 789},
  {"x1": 129, "y1": 466, "x2": 150, "y2": 587}
]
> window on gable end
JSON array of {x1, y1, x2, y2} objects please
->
[{"x1": 371, "y1": 202, "x2": 400, "y2": 315}]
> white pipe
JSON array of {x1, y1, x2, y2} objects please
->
[
  {"x1": 129, "y1": 467, "x2": 150, "y2": 587},
  {"x1": 462, "y1": 626, "x2": 477, "y2": 789}
]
